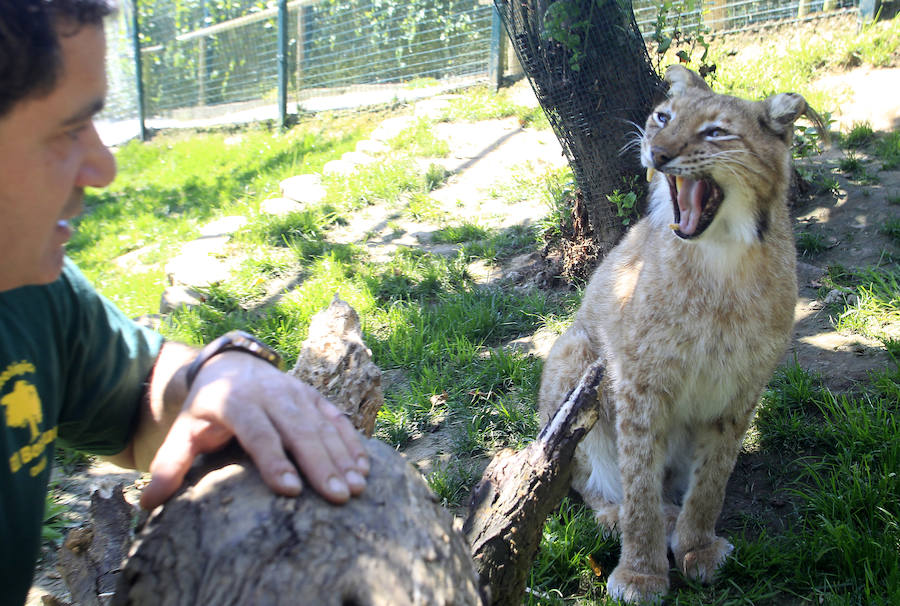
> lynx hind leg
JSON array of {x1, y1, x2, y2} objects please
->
[
  {"x1": 537, "y1": 322, "x2": 600, "y2": 426},
  {"x1": 584, "y1": 496, "x2": 680, "y2": 544},
  {"x1": 671, "y1": 414, "x2": 750, "y2": 583}
]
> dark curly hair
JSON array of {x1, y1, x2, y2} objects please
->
[{"x1": 0, "y1": 0, "x2": 115, "y2": 117}]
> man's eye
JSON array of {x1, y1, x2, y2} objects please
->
[{"x1": 65, "y1": 125, "x2": 88, "y2": 141}]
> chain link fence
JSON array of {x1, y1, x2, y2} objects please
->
[{"x1": 98, "y1": 0, "x2": 863, "y2": 145}]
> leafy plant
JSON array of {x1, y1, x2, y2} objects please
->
[
  {"x1": 42, "y1": 488, "x2": 73, "y2": 545},
  {"x1": 607, "y1": 175, "x2": 641, "y2": 226},
  {"x1": 649, "y1": 0, "x2": 713, "y2": 79},
  {"x1": 541, "y1": 0, "x2": 595, "y2": 71}
]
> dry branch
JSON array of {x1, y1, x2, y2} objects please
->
[{"x1": 463, "y1": 359, "x2": 605, "y2": 606}]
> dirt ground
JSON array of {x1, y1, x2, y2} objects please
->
[{"x1": 28, "y1": 27, "x2": 900, "y2": 604}]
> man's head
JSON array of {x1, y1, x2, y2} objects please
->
[
  {"x1": 0, "y1": 0, "x2": 115, "y2": 118},
  {"x1": 0, "y1": 0, "x2": 117, "y2": 291}
]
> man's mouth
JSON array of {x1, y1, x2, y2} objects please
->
[
  {"x1": 56, "y1": 220, "x2": 73, "y2": 243},
  {"x1": 648, "y1": 169, "x2": 724, "y2": 239}
]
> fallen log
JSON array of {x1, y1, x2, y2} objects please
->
[
  {"x1": 463, "y1": 359, "x2": 605, "y2": 606},
  {"x1": 113, "y1": 439, "x2": 483, "y2": 606}
]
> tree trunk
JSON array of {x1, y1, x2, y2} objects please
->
[
  {"x1": 494, "y1": 0, "x2": 663, "y2": 263},
  {"x1": 113, "y1": 439, "x2": 484, "y2": 606},
  {"x1": 463, "y1": 359, "x2": 605, "y2": 606}
]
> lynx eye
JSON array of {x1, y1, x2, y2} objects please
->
[
  {"x1": 655, "y1": 111, "x2": 670, "y2": 126},
  {"x1": 703, "y1": 126, "x2": 729, "y2": 139}
]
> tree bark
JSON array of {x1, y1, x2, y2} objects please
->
[
  {"x1": 463, "y1": 359, "x2": 605, "y2": 606},
  {"x1": 113, "y1": 439, "x2": 484, "y2": 606},
  {"x1": 494, "y1": 0, "x2": 663, "y2": 262}
]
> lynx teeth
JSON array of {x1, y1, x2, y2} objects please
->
[{"x1": 646, "y1": 167, "x2": 656, "y2": 182}]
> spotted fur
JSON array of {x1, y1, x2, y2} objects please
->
[{"x1": 537, "y1": 66, "x2": 820, "y2": 603}]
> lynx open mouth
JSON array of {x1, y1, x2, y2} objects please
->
[{"x1": 652, "y1": 170, "x2": 725, "y2": 239}]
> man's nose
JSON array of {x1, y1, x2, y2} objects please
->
[{"x1": 76, "y1": 122, "x2": 116, "y2": 189}]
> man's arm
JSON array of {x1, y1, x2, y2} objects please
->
[{"x1": 107, "y1": 341, "x2": 369, "y2": 509}]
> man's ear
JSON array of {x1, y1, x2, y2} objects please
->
[{"x1": 664, "y1": 65, "x2": 711, "y2": 97}]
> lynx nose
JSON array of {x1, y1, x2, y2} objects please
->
[{"x1": 650, "y1": 146, "x2": 674, "y2": 168}]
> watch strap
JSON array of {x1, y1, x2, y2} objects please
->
[{"x1": 185, "y1": 330, "x2": 284, "y2": 389}]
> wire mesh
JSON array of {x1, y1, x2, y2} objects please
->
[{"x1": 96, "y1": 0, "x2": 863, "y2": 144}]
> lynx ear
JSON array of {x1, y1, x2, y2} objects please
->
[
  {"x1": 763, "y1": 92, "x2": 807, "y2": 134},
  {"x1": 664, "y1": 65, "x2": 710, "y2": 97}
]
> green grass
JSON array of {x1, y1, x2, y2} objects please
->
[
  {"x1": 796, "y1": 230, "x2": 828, "y2": 257},
  {"x1": 844, "y1": 121, "x2": 875, "y2": 149},
  {"x1": 58, "y1": 33, "x2": 900, "y2": 603},
  {"x1": 829, "y1": 266, "x2": 900, "y2": 342},
  {"x1": 439, "y1": 85, "x2": 549, "y2": 128},
  {"x1": 875, "y1": 131, "x2": 900, "y2": 170},
  {"x1": 707, "y1": 16, "x2": 900, "y2": 117}
]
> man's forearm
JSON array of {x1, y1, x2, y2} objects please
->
[{"x1": 104, "y1": 341, "x2": 196, "y2": 470}]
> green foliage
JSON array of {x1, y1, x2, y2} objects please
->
[
  {"x1": 323, "y1": 158, "x2": 426, "y2": 209},
  {"x1": 793, "y1": 113, "x2": 833, "y2": 159},
  {"x1": 388, "y1": 119, "x2": 450, "y2": 157},
  {"x1": 649, "y1": 0, "x2": 712, "y2": 79},
  {"x1": 796, "y1": 230, "x2": 828, "y2": 257},
  {"x1": 844, "y1": 121, "x2": 875, "y2": 149},
  {"x1": 606, "y1": 175, "x2": 641, "y2": 226},
  {"x1": 42, "y1": 487, "x2": 74, "y2": 546},
  {"x1": 709, "y1": 16, "x2": 900, "y2": 112},
  {"x1": 537, "y1": 166, "x2": 577, "y2": 240},
  {"x1": 882, "y1": 217, "x2": 900, "y2": 244},
  {"x1": 426, "y1": 461, "x2": 477, "y2": 507},
  {"x1": 875, "y1": 131, "x2": 900, "y2": 170},
  {"x1": 541, "y1": 0, "x2": 596, "y2": 71},
  {"x1": 528, "y1": 498, "x2": 617, "y2": 603},
  {"x1": 831, "y1": 266, "x2": 900, "y2": 343}
]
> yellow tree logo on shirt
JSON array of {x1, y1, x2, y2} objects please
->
[
  {"x1": 1, "y1": 361, "x2": 56, "y2": 476},
  {"x1": 3, "y1": 380, "x2": 42, "y2": 441}
]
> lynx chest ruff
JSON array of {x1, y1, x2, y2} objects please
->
[{"x1": 536, "y1": 65, "x2": 823, "y2": 604}]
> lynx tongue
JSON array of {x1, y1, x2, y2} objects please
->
[{"x1": 677, "y1": 177, "x2": 706, "y2": 236}]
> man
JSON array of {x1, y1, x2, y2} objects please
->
[{"x1": 0, "y1": 2, "x2": 369, "y2": 603}]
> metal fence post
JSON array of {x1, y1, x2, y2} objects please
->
[
  {"x1": 489, "y1": 5, "x2": 504, "y2": 90},
  {"x1": 278, "y1": 0, "x2": 288, "y2": 129},
  {"x1": 131, "y1": 0, "x2": 146, "y2": 141}
]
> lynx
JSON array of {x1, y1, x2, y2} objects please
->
[{"x1": 537, "y1": 65, "x2": 825, "y2": 603}]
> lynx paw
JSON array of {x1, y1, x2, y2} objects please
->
[
  {"x1": 675, "y1": 536, "x2": 734, "y2": 583},
  {"x1": 593, "y1": 504, "x2": 621, "y2": 539},
  {"x1": 606, "y1": 565, "x2": 668, "y2": 604}
]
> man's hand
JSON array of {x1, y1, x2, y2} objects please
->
[{"x1": 137, "y1": 350, "x2": 369, "y2": 510}]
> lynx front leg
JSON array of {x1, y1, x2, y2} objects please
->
[
  {"x1": 671, "y1": 412, "x2": 752, "y2": 582},
  {"x1": 606, "y1": 398, "x2": 670, "y2": 604}
]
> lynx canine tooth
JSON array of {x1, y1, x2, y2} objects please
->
[
  {"x1": 675, "y1": 176, "x2": 684, "y2": 191},
  {"x1": 647, "y1": 167, "x2": 656, "y2": 182},
  {"x1": 669, "y1": 223, "x2": 680, "y2": 230}
]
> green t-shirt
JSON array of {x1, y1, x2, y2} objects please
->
[{"x1": 0, "y1": 259, "x2": 164, "y2": 606}]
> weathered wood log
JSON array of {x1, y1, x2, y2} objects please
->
[
  {"x1": 56, "y1": 485, "x2": 135, "y2": 606},
  {"x1": 290, "y1": 294, "x2": 383, "y2": 436},
  {"x1": 113, "y1": 438, "x2": 484, "y2": 606},
  {"x1": 463, "y1": 359, "x2": 605, "y2": 606}
]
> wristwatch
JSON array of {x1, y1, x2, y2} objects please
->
[{"x1": 185, "y1": 330, "x2": 284, "y2": 389}]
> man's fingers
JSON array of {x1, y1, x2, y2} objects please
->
[
  {"x1": 317, "y1": 397, "x2": 370, "y2": 478},
  {"x1": 229, "y1": 404, "x2": 314, "y2": 499},
  {"x1": 139, "y1": 417, "x2": 200, "y2": 510}
]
